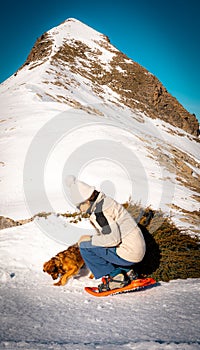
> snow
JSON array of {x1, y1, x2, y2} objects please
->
[
  {"x1": 49, "y1": 18, "x2": 105, "y2": 48},
  {"x1": 150, "y1": 118, "x2": 200, "y2": 161},
  {"x1": 48, "y1": 18, "x2": 117, "y2": 68},
  {"x1": 1, "y1": 276, "x2": 200, "y2": 350},
  {"x1": 0, "y1": 17, "x2": 200, "y2": 349},
  {"x1": 0, "y1": 223, "x2": 200, "y2": 350},
  {"x1": 2, "y1": 104, "x2": 198, "y2": 234}
]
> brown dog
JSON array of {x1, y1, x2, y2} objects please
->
[{"x1": 43, "y1": 243, "x2": 85, "y2": 286}]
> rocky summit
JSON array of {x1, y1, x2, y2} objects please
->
[{"x1": 17, "y1": 18, "x2": 198, "y2": 136}]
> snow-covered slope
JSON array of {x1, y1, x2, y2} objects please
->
[
  {"x1": 0, "y1": 19, "x2": 199, "y2": 236},
  {"x1": 0, "y1": 18, "x2": 200, "y2": 349},
  {"x1": 0, "y1": 222, "x2": 200, "y2": 350}
]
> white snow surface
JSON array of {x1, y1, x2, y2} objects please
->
[
  {"x1": 0, "y1": 18, "x2": 200, "y2": 349},
  {"x1": 0, "y1": 222, "x2": 200, "y2": 350}
]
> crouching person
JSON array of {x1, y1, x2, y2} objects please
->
[{"x1": 66, "y1": 175, "x2": 146, "y2": 292}]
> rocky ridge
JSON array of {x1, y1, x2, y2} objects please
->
[{"x1": 17, "y1": 18, "x2": 199, "y2": 136}]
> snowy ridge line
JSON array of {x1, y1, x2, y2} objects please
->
[{"x1": 0, "y1": 211, "x2": 87, "y2": 230}]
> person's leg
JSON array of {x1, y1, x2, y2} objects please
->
[
  {"x1": 79, "y1": 241, "x2": 116, "y2": 279},
  {"x1": 79, "y1": 241, "x2": 134, "y2": 279}
]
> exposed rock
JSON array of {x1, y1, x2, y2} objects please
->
[
  {"x1": 19, "y1": 33, "x2": 53, "y2": 70},
  {"x1": 16, "y1": 22, "x2": 199, "y2": 136},
  {"x1": 0, "y1": 216, "x2": 20, "y2": 229},
  {"x1": 51, "y1": 39, "x2": 199, "y2": 136},
  {"x1": 0, "y1": 212, "x2": 52, "y2": 230},
  {"x1": 0, "y1": 211, "x2": 84, "y2": 230}
]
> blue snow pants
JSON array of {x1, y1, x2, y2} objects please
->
[{"x1": 79, "y1": 240, "x2": 135, "y2": 279}]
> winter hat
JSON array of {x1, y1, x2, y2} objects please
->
[{"x1": 65, "y1": 175, "x2": 95, "y2": 206}]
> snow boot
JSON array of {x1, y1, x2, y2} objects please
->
[
  {"x1": 98, "y1": 273, "x2": 130, "y2": 292},
  {"x1": 126, "y1": 268, "x2": 138, "y2": 281}
]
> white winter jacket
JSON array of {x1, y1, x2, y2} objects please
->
[{"x1": 89, "y1": 192, "x2": 146, "y2": 263}]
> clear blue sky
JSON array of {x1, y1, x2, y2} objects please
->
[{"x1": 0, "y1": 0, "x2": 199, "y2": 121}]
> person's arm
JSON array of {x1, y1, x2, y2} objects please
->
[
  {"x1": 91, "y1": 212, "x2": 121, "y2": 247},
  {"x1": 78, "y1": 235, "x2": 92, "y2": 246}
]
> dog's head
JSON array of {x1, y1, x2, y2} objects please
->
[{"x1": 43, "y1": 257, "x2": 62, "y2": 280}]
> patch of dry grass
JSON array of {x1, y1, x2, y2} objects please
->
[{"x1": 125, "y1": 202, "x2": 200, "y2": 281}]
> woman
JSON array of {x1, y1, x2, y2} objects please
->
[{"x1": 66, "y1": 175, "x2": 146, "y2": 291}]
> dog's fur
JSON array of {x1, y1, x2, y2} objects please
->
[{"x1": 43, "y1": 243, "x2": 85, "y2": 286}]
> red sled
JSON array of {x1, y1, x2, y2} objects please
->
[{"x1": 85, "y1": 277, "x2": 156, "y2": 297}]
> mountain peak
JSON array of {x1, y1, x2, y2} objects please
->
[
  {"x1": 9, "y1": 18, "x2": 200, "y2": 136},
  {"x1": 49, "y1": 18, "x2": 109, "y2": 44},
  {"x1": 19, "y1": 17, "x2": 112, "y2": 73}
]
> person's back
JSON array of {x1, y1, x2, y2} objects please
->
[{"x1": 89, "y1": 192, "x2": 146, "y2": 262}]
